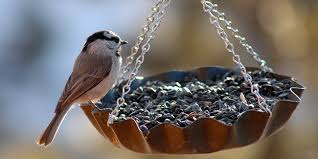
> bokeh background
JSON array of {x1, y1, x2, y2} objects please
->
[{"x1": 0, "y1": 0, "x2": 317, "y2": 159}]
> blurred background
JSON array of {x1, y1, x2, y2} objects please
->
[{"x1": 0, "y1": 0, "x2": 317, "y2": 159}]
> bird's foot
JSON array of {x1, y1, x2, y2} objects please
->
[
  {"x1": 87, "y1": 101, "x2": 96, "y2": 107},
  {"x1": 88, "y1": 101, "x2": 103, "y2": 109},
  {"x1": 95, "y1": 100, "x2": 102, "y2": 105}
]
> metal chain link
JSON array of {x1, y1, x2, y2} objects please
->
[
  {"x1": 201, "y1": 0, "x2": 271, "y2": 113},
  {"x1": 202, "y1": 0, "x2": 272, "y2": 72},
  {"x1": 116, "y1": 1, "x2": 165, "y2": 86},
  {"x1": 108, "y1": 0, "x2": 171, "y2": 124}
]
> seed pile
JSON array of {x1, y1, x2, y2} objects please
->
[{"x1": 103, "y1": 70, "x2": 294, "y2": 133}]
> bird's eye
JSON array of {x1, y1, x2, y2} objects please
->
[{"x1": 112, "y1": 37, "x2": 120, "y2": 43}]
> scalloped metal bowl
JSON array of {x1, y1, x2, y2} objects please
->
[{"x1": 81, "y1": 66, "x2": 305, "y2": 154}]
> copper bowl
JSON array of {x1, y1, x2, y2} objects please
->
[{"x1": 81, "y1": 66, "x2": 305, "y2": 154}]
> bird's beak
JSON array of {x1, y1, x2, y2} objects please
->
[{"x1": 120, "y1": 40, "x2": 128, "y2": 45}]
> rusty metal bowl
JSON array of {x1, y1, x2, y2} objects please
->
[{"x1": 81, "y1": 66, "x2": 305, "y2": 154}]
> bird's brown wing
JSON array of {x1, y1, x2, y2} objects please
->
[{"x1": 55, "y1": 52, "x2": 112, "y2": 113}]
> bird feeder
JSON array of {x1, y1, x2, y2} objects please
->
[{"x1": 81, "y1": 0, "x2": 305, "y2": 154}]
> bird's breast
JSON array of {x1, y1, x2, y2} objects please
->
[{"x1": 77, "y1": 55, "x2": 121, "y2": 103}]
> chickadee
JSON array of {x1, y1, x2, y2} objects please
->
[{"x1": 37, "y1": 31, "x2": 127, "y2": 147}]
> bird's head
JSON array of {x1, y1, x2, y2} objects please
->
[{"x1": 83, "y1": 31, "x2": 128, "y2": 55}]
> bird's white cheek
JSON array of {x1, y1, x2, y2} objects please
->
[{"x1": 119, "y1": 57, "x2": 122, "y2": 66}]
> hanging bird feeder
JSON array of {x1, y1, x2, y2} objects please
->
[{"x1": 81, "y1": 0, "x2": 305, "y2": 154}]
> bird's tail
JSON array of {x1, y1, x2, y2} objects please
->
[{"x1": 37, "y1": 105, "x2": 71, "y2": 147}]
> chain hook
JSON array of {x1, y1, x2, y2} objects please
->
[
  {"x1": 108, "y1": 0, "x2": 171, "y2": 124},
  {"x1": 201, "y1": 0, "x2": 271, "y2": 113}
]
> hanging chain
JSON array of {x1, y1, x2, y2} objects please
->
[
  {"x1": 202, "y1": 1, "x2": 272, "y2": 72},
  {"x1": 116, "y1": 1, "x2": 165, "y2": 86},
  {"x1": 201, "y1": 0, "x2": 270, "y2": 113},
  {"x1": 108, "y1": 0, "x2": 171, "y2": 124}
]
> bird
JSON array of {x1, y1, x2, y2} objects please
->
[{"x1": 37, "y1": 30, "x2": 127, "y2": 147}]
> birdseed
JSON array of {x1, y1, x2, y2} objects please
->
[{"x1": 100, "y1": 70, "x2": 294, "y2": 133}]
